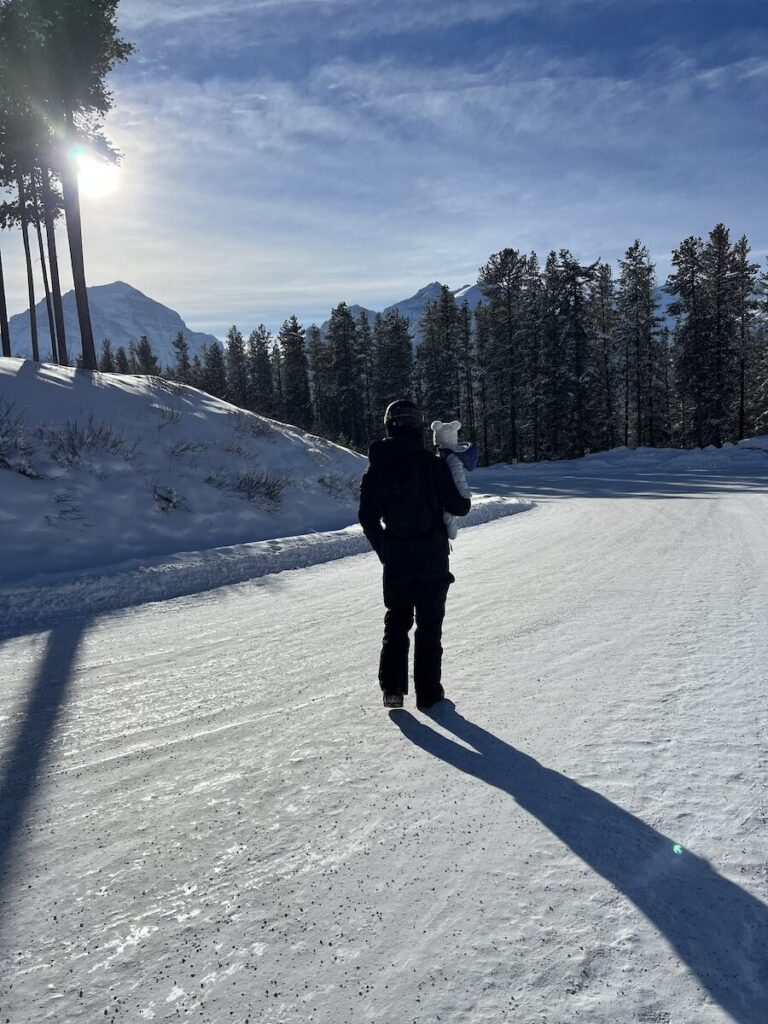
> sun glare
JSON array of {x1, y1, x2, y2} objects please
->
[{"x1": 76, "y1": 154, "x2": 119, "y2": 199}]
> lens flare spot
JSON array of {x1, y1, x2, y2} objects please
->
[
  {"x1": 75, "y1": 154, "x2": 119, "y2": 199},
  {"x1": 673, "y1": 843, "x2": 683, "y2": 855}
]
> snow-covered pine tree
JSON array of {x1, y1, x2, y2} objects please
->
[
  {"x1": 278, "y1": 315, "x2": 313, "y2": 430},
  {"x1": 246, "y1": 325, "x2": 276, "y2": 417},
  {"x1": 170, "y1": 331, "x2": 191, "y2": 383},
  {"x1": 225, "y1": 325, "x2": 249, "y2": 409},
  {"x1": 98, "y1": 338, "x2": 115, "y2": 373}
]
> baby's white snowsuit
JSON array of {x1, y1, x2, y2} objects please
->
[{"x1": 431, "y1": 420, "x2": 472, "y2": 540}]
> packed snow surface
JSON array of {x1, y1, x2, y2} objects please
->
[{"x1": 1, "y1": 434, "x2": 768, "y2": 1023}]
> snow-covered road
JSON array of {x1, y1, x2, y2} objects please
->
[{"x1": 1, "y1": 449, "x2": 768, "y2": 1023}]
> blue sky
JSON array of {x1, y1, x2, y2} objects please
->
[{"x1": 5, "y1": 0, "x2": 768, "y2": 336}]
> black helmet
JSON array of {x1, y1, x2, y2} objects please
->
[{"x1": 384, "y1": 399, "x2": 422, "y2": 437}]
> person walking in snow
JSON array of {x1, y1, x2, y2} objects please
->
[{"x1": 358, "y1": 400, "x2": 471, "y2": 710}]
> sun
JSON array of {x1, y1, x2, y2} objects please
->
[{"x1": 76, "y1": 153, "x2": 119, "y2": 199}]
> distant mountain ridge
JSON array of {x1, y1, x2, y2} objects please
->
[
  {"x1": 320, "y1": 281, "x2": 486, "y2": 340},
  {"x1": 9, "y1": 282, "x2": 221, "y2": 366}
]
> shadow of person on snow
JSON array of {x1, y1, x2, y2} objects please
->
[
  {"x1": 390, "y1": 700, "x2": 768, "y2": 1024},
  {"x1": 0, "y1": 618, "x2": 90, "y2": 933}
]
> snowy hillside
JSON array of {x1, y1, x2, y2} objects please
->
[
  {"x1": 8, "y1": 281, "x2": 221, "y2": 365},
  {"x1": 0, "y1": 357, "x2": 367, "y2": 581},
  {"x1": 1, "y1": 437, "x2": 767, "y2": 1024}
]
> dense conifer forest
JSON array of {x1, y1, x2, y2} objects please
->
[{"x1": 107, "y1": 226, "x2": 767, "y2": 463}]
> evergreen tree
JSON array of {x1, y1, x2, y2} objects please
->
[
  {"x1": 473, "y1": 301, "x2": 493, "y2": 464},
  {"x1": 540, "y1": 251, "x2": 567, "y2": 459},
  {"x1": 278, "y1": 315, "x2": 312, "y2": 429},
  {"x1": 225, "y1": 325, "x2": 248, "y2": 408},
  {"x1": 246, "y1": 325, "x2": 276, "y2": 417},
  {"x1": 456, "y1": 300, "x2": 476, "y2": 441},
  {"x1": 307, "y1": 324, "x2": 335, "y2": 438},
  {"x1": 200, "y1": 342, "x2": 227, "y2": 398},
  {"x1": 478, "y1": 248, "x2": 526, "y2": 460},
  {"x1": 271, "y1": 341, "x2": 284, "y2": 421},
  {"x1": 731, "y1": 236, "x2": 761, "y2": 440},
  {"x1": 616, "y1": 241, "x2": 662, "y2": 447},
  {"x1": 373, "y1": 309, "x2": 413, "y2": 428},
  {"x1": 557, "y1": 251, "x2": 598, "y2": 457},
  {"x1": 701, "y1": 224, "x2": 738, "y2": 445},
  {"x1": 132, "y1": 336, "x2": 160, "y2": 375},
  {"x1": 0, "y1": 236, "x2": 9, "y2": 356},
  {"x1": 586, "y1": 261, "x2": 619, "y2": 452},
  {"x1": 517, "y1": 253, "x2": 546, "y2": 461},
  {"x1": 327, "y1": 302, "x2": 363, "y2": 444},
  {"x1": 98, "y1": 337, "x2": 114, "y2": 373},
  {"x1": 356, "y1": 310, "x2": 376, "y2": 445},
  {"x1": 417, "y1": 286, "x2": 460, "y2": 427},
  {"x1": 170, "y1": 331, "x2": 191, "y2": 383},
  {"x1": 666, "y1": 236, "x2": 708, "y2": 446},
  {"x1": 114, "y1": 344, "x2": 130, "y2": 374},
  {"x1": 189, "y1": 352, "x2": 203, "y2": 390}
]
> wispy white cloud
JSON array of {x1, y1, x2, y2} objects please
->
[{"x1": 3, "y1": 12, "x2": 765, "y2": 337}]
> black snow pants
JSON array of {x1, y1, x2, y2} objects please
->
[{"x1": 379, "y1": 564, "x2": 454, "y2": 705}]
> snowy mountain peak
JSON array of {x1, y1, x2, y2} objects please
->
[{"x1": 9, "y1": 281, "x2": 221, "y2": 367}]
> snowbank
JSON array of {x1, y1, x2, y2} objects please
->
[
  {"x1": 0, "y1": 358, "x2": 367, "y2": 581},
  {"x1": 0, "y1": 358, "x2": 531, "y2": 630}
]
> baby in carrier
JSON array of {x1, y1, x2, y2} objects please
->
[{"x1": 431, "y1": 420, "x2": 479, "y2": 539}]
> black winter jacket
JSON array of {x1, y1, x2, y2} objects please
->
[{"x1": 357, "y1": 436, "x2": 471, "y2": 568}]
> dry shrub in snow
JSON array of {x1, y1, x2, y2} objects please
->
[
  {"x1": 318, "y1": 473, "x2": 360, "y2": 501},
  {"x1": 207, "y1": 467, "x2": 291, "y2": 507},
  {"x1": 35, "y1": 415, "x2": 140, "y2": 465},
  {"x1": 0, "y1": 400, "x2": 37, "y2": 476},
  {"x1": 230, "y1": 410, "x2": 273, "y2": 439}
]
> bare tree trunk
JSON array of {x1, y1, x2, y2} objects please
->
[
  {"x1": 42, "y1": 166, "x2": 68, "y2": 366},
  {"x1": 30, "y1": 175, "x2": 58, "y2": 363},
  {"x1": 60, "y1": 115, "x2": 96, "y2": 370},
  {"x1": 16, "y1": 173, "x2": 39, "y2": 362},
  {"x1": 0, "y1": 240, "x2": 11, "y2": 357}
]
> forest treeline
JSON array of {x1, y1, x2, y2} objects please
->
[{"x1": 104, "y1": 224, "x2": 768, "y2": 463}]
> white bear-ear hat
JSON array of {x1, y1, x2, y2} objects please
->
[{"x1": 431, "y1": 420, "x2": 461, "y2": 446}]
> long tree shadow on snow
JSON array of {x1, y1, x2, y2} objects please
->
[
  {"x1": 0, "y1": 618, "x2": 90, "y2": 935},
  {"x1": 391, "y1": 701, "x2": 768, "y2": 1023}
]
